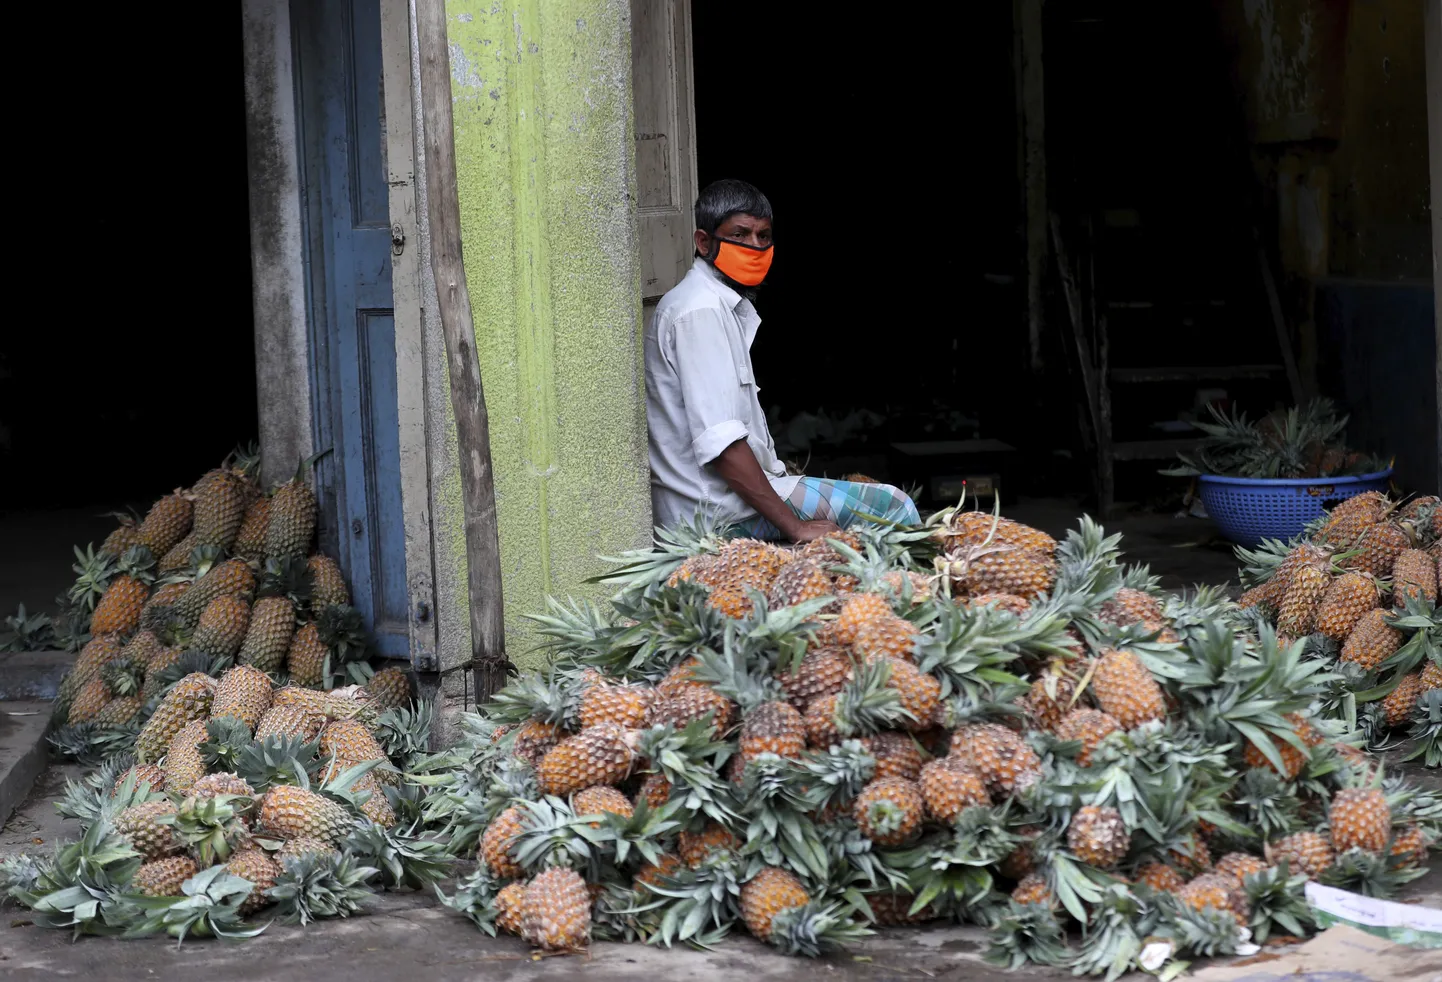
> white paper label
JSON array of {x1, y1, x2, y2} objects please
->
[{"x1": 1305, "y1": 882, "x2": 1442, "y2": 932}]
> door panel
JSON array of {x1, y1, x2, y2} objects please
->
[
  {"x1": 632, "y1": 0, "x2": 697, "y2": 313},
  {"x1": 295, "y1": 0, "x2": 410, "y2": 659}
]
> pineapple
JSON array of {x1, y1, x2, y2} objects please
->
[
  {"x1": 1380, "y1": 672, "x2": 1424, "y2": 728},
  {"x1": 113, "y1": 800, "x2": 179, "y2": 858},
  {"x1": 834, "y1": 593, "x2": 894, "y2": 646},
  {"x1": 275, "y1": 836, "x2": 339, "y2": 864},
  {"x1": 140, "y1": 646, "x2": 184, "y2": 701},
  {"x1": 706, "y1": 582, "x2": 754, "y2": 619},
  {"x1": 1009, "y1": 872, "x2": 1054, "y2": 908},
  {"x1": 1318, "y1": 491, "x2": 1389, "y2": 548},
  {"x1": 233, "y1": 497, "x2": 271, "y2": 562},
  {"x1": 141, "y1": 581, "x2": 189, "y2": 630},
  {"x1": 636, "y1": 772, "x2": 672, "y2": 811},
  {"x1": 319, "y1": 720, "x2": 390, "y2": 777},
  {"x1": 1259, "y1": 542, "x2": 1331, "y2": 606},
  {"x1": 137, "y1": 493, "x2": 194, "y2": 558},
  {"x1": 578, "y1": 681, "x2": 654, "y2": 730},
  {"x1": 481, "y1": 806, "x2": 527, "y2": 878},
  {"x1": 963, "y1": 592, "x2": 1032, "y2": 616},
  {"x1": 536, "y1": 724, "x2": 635, "y2": 797},
  {"x1": 113, "y1": 764, "x2": 168, "y2": 796},
  {"x1": 943, "y1": 544, "x2": 1058, "y2": 601},
  {"x1": 70, "y1": 634, "x2": 124, "y2": 687},
  {"x1": 266, "y1": 465, "x2": 320, "y2": 561},
  {"x1": 191, "y1": 772, "x2": 255, "y2": 798},
  {"x1": 120, "y1": 629, "x2": 164, "y2": 669},
  {"x1": 1091, "y1": 649, "x2": 1167, "y2": 729},
  {"x1": 777, "y1": 647, "x2": 850, "y2": 710},
  {"x1": 1268, "y1": 831, "x2": 1334, "y2": 878},
  {"x1": 633, "y1": 853, "x2": 685, "y2": 891},
  {"x1": 1055, "y1": 708, "x2": 1121, "y2": 767},
  {"x1": 1214, "y1": 852, "x2": 1269, "y2": 885},
  {"x1": 1329, "y1": 787, "x2": 1390, "y2": 854},
  {"x1": 853, "y1": 776, "x2": 924, "y2": 846},
  {"x1": 1168, "y1": 832, "x2": 1212, "y2": 876},
  {"x1": 1276, "y1": 564, "x2": 1330, "y2": 638},
  {"x1": 1423, "y1": 660, "x2": 1442, "y2": 691},
  {"x1": 192, "y1": 471, "x2": 249, "y2": 550},
  {"x1": 1067, "y1": 805, "x2": 1129, "y2": 867},
  {"x1": 677, "y1": 822, "x2": 739, "y2": 867},
  {"x1": 918, "y1": 757, "x2": 989, "y2": 822},
  {"x1": 645, "y1": 683, "x2": 733, "y2": 735},
  {"x1": 864, "y1": 731, "x2": 923, "y2": 781},
  {"x1": 164, "y1": 718, "x2": 211, "y2": 793},
  {"x1": 132, "y1": 856, "x2": 199, "y2": 897},
  {"x1": 192, "y1": 594, "x2": 252, "y2": 659},
  {"x1": 1389, "y1": 826, "x2": 1431, "y2": 868},
  {"x1": 171, "y1": 559, "x2": 256, "y2": 630},
  {"x1": 1314, "y1": 572, "x2": 1379, "y2": 642},
  {"x1": 158, "y1": 532, "x2": 198, "y2": 573},
  {"x1": 364, "y1": 666, "x2": 412, "y2": 710},
  {"x1": 520, "y1": 866, "x2": 591, "y2": 950},
  {"x1": 1349, "y1": 522, "x2": 1409, "y2": 578},
  {"x1": 1340, "y1": 608, "x2": 1404, "y2": 672},
  {"x1": 495, "y1": 881, "x2": 528, "y2": 936},
  {"x1": 329, "y1": 762, "x2": 395, "y2": 826},
  {"x1": 739, "y1": 700, "x2": 808, "y2": 764},
  {"x1": 287, "y1": 622, "x2": 328, "y2": 687},
  {"x1": 656, "y1": 657, "x2": 702, "y2": 695},
  {"x1": 135, "y1": 672, "x2": 216, "y2": 763},
  {"x1": 67, "y1": 677, "x2": 111, "y2": 725},
  {"x1": 574, "y1": 785, "x2": 634, "y2": 825},
  {"x1": 307, "y1": 555, "x2": 351, "y2": 615},
  {"x1": 710, "y1": 539, "x2": 791, "y2": 593},
  {"x1": 1100, "y1": 587, "x2": 1164, "y2": 625},
  {"x1": 255, "y1": 705, "x2": 326, "y2": 743},
  {"x1": 238, "y1": 595, "x2": 296, "y2": 673},
  {"x1": 1135, "y1": 862, "x2": 1185, "y2": 894},
  {"x1": 90, "y1": 548, "x2": 154, "y2": 636},
  {"x1": 854, "y1": 613, "x2": 920, "y2": 663},
  {"x1": 863, "y1": 892, "x2": 933, "y2": 925},
  {"x1": 739, "y1": 866, "x2": 809, "y2": 942},
  {"x1": 258, "y1": 784, "x2": 355, "y2": 844},
  {"x1": 949, "y1": 723, "x2": 1041, "y2": 797},
  {"x1": 767, "y1": 560, "x2": 832, "y2": 609},
  {"x1": 511, "y1": 719, "x2": 565, "y2": 767},
  {"x1": 1021, "y1": 671, "x2": 1078, "y2": 732},
  {"x1": 1242, "y1": 712, "x2": 1324, "y2": 780},
  {"x1": 95, "y1": 695, "x2": 142, "y2": 726},
  {"x1": 881, "y1": 656, "x2": 942, "y2": 731},
  {"x1": 1178, "y1": 873, "x2": 1244, "y2": 925},
  {"x1": 99, "y1": 517, "x2": 145, "y2": 558},
  {"x1": 666, "y1": 552, "x2": 721, "y2": 587},
  {"x1": 1393, "y1": 548, "x2": 1439, "y2": 607},
  {"x1": 939, "y1": 512, "x2": 1056, "y2": 554},
  {"x1": 226, "y1": 848, "x2": 281, "y2": 914},
  {"x1": 212, "y1": 664, "x2": 275, "y2": 731}
]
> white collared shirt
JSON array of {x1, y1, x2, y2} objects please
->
[{"x1": 645, "y1": 258, "x2": 799, "y2": 529}]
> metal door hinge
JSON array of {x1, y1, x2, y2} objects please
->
[{"x1": 391, "y1": 223, "x2": 406, "y2": 256}]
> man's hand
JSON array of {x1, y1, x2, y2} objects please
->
[{"x1": 787, "y1": 518, "x2": 843, "y2": 543}]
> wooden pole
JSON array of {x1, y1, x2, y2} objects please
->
[{"x1": 414, "y1": 0, "x2": 510, "y2": 702}]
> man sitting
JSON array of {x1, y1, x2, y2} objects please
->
[{"x1": 644, "y1": 179, "x2": 920, "y2": 542}]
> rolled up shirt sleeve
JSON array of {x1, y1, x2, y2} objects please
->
[{"x1": 669, "y1": 308, "x2": 749, "y2": 465}]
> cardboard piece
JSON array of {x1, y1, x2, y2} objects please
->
[{"x1": 1190, "y1": 924, "x2": 1442, "y2": 982}]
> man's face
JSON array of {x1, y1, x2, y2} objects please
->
[{"x1": 694, "y1": 213, "x2": 773, "y2": 258}]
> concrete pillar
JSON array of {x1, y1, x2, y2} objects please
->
[
  {"x1": 443, "y1": 0, "x2": 650, "y2": 668},
  {"x1": 1427, "y1": 0, "x2": 1442, "y2": 490}
]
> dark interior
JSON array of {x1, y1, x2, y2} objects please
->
[{"x1": 0, "y1": 9, "x2": 258, "y2": 511}]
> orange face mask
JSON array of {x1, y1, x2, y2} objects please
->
[{"x1": 710, "y1": 238, "x2": 774, "y2": 287}]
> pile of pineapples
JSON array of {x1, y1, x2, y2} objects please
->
[
  {"x1": 1, "y1": 449, "x2": 442, "y2": 941},
  {"x1": 1237, "y1": 492, "x2": 1442, "y2": 748},
  {"x1": 416, "y1": 501, "x2": 1441, "y2": 970}
]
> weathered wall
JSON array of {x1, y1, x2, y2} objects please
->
[
  {"x1": 442, "y1": 0, "x2": 651, "y2": 669},
  {"x1": 242, "y1": 0, "x2": 314, "y2": 486}
]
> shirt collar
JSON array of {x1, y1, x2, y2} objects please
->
[{"x1": 691, "y1": 256, "x2": 744, "y2": 311}]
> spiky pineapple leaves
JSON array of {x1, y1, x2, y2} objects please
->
[
  {"x1": 986, "y1": 900, "x2": 1070, "y2": 970},
  {"x1": 12, "y1": 820, "x2": 143, "y2": 938},
  {"x1": 434, "y1": 865, "x2": 503, "y2": 935},
  {"x1": 200, "y1": 717, "x2": 255, "y2": 774},
  {"x1": 163, "y1": 794, "x2": 254, "y2": 867},
  {"x1": 885, "y1": 805, "x2": 1019, "y2": 918},
  {"x1": 344, "y1": 820, "x2": 451, "y2": 891},
  {"x1": 1242, "y1": 861, "x2": 1313, "y2": 943},
  {"x1": 125, "y1": 865, "x2": 268, "y2": 946},
  {"x1": 1403, "y1": 689, "x2": 1442, "y2": 766},
  {"x1": 1, "y1": 604, "x2": 56, "y2": 652},
  {"x1": 268, "y1": 852, "x2": 376, "y2": 925}
]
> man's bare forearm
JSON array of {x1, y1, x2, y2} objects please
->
[{"x1": 711, "y1": 440, "x2": 800, "y2": 537}]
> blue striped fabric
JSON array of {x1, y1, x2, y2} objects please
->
[{"x1": 738, "y1": 477, "x2": 921, "y2": 540}]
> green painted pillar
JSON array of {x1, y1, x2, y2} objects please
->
[{"x1": 445, "y1": 0, "x2": 651, "y2": 668}]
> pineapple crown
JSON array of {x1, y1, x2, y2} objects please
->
[
  {"x1": 1241, "y1": 862, "x2": 1313, "y2": 943},
  {"x1": 508, "y1": 795, "x2": 608, "y2": 879},
  {"x1": 1320, "y1": 846, "x2": 1426, "y2": 899},
  {"x1": 1067, "y1": 883, "x2": 1161, "y2": 974},
  {"x1": 268, "y1": 851, "x2": 378, "y2": 926},
  {"x1": 793, "y1": 740, "x2": 876, "y2": 813},
  {"x1": 1158, "y1": 896, "x2": 1241, "y2": 960},
  {"x1": 115, "y1": 545, "x2": 157, "y2": 582},
  {"x1": 199, "y1": 717, "x2": 255, "y2": 773},
  {"x1": 373, "y1": 700, "x2": 435, "y2": 771},
  {"x1": 832, "y1": 657, "x2": 911, "y2": 736},
  {"x1": 527, "y1": 595, "x2": 634, "y2": 668},
  {"x1": 1403, "y1": 689, "x2": 1442, "y2": 768},
  {"x1": 11, "y1": 820, "x2": 143, "y2": 932},
  {"x1": 766, "y1": 900, "x2": 872, "y2": 957},
  {"x1": 591, "y1": 509, "x2": 730, "y2": 593},
  {"x1": 258, "y1": 555, "x2": 312, "y2": 607},
  {"x1": 46, "y1": 723, "x2": 136, "y2": 769},
  {"x1": 1230, "y1": 768, "x2": 1305, "y2": 843},
  {"x1": 691, "y1": 634, "x2": 787, "y2": 712},
  {"x1": 344, "y1": 820, "x2": 451, "y2": 891},
  {"x1": 232, "y1": 733, "x2": 320, "y2": 793},
  {"x1": 163, "y1": 794, "x2": 254, "y2": 867},
  {"x1": 99, "y1": 657, "x2": 144, "y2": 698},
  {"x1": 485, "y1": 668, "x2": 586, "y2": 729},
  {"x1": 68, "y1": 544, "x2": 118, "y2": 611},
  {"x1": 631, "y1": 719, "x2": 737, "y2": 826},
  {"x1": 126, "y1": 865, "x2": 268, "y2": 946},
  {"x1": 637, "y1": 856, "x2": 747, "y2": 948},
  {"x1": 592, "y1": 796, "x2": 685, "y2": 868},
  {"x1": 985, "y1": 900, "x2": 1070, "y2": 970},
  {"x1": 315, "y1": 604, "x2": 371, "y2": 686},
  {"x1": 916, "y1": 598, "x2": 1058, "y2": 704},
  {"x1": 227, "y1": 441, "x2": 263, "y2": 481},
  {"x1": 435, "y1": 866, "x2": 503, "y2": 935}
]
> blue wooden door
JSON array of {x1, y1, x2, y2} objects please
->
[{"x1": 295, "y1": 0, "x2": 409, "y2": 659}]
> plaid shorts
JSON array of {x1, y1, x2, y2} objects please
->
[{"x1": 737, "y1": 477, "x2": 921, "y2": 540}]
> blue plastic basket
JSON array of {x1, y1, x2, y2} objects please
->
[{"x1": 1197, "y1": 469, "x2": 1394, "y2": 547}]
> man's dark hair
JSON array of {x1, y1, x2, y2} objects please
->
[{"x1": 694, "y1": 179, "x2": 772, "y2": 235}]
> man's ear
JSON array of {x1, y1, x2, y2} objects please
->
[{"x1": 693, "y1": 228, "x2": 711, "y2": 257}]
